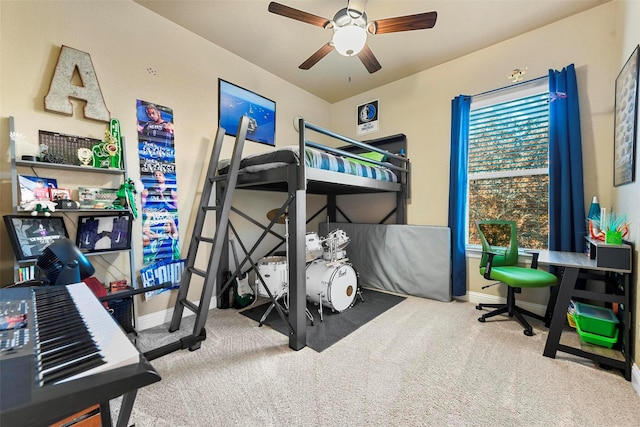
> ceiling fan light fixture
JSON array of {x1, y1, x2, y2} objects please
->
[{"x1": 332, "y1": 25, "x2": 367, "y2": 56}]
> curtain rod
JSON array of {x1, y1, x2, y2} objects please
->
[{"x1": 471, "y1": 74, "x2": 548, "y2": 100}]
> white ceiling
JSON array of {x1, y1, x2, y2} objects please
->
[{"x1": 134, "y1": 0, "x2": 610, "y2": 103}]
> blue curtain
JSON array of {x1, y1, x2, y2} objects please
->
[
  {"x1": 448, "y1": 95, "x2": 471, "y2": 296},
  {"x1": 548, "y1": 64, "x2": 586, "y2": 253}
]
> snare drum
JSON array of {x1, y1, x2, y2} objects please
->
[
  {"x1": 306, "y1": 260, "x2": 357, "y2": 312},
  {"x1": 256, "y1": 256, "x2": 288, "y2": 298},
  {"x1": 305, "y1": 232, "x2": 323, "y2": 261}
]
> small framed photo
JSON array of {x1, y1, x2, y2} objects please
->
[
  {"x1": 3, "y1": 215, "x2": 70, "y2": 261},
  {"x1": 78, "y1": 187, "x2": 119, "y2": 209},
  {"x1": 17, "y1": 175, "x2": 57, "y2": 204},
  {"x1": 76, "y1": 213, "x2": 132, "y2": 253},
  {"x1": 49, "y1": 188, "x2": 71, "y2": 202}
]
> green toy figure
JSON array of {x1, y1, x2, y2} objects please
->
[{"x1": 112, "y1": 178, "x2": 144, "y2": 218}]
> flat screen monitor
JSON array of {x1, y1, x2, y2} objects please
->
[
  {"x1": 3, "y1": 215, "x2": 70, "y2": 262},
  {"x1": 218, "y1": 79, "x2": 276, "y2": 146}
]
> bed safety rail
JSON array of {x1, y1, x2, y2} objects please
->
[{"x1": 297, "y1": 118, "x2": 410, "y2": 197}]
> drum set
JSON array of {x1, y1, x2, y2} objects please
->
[{"x1": 254, "y1": 224, "x2": 360, "y2": 323}]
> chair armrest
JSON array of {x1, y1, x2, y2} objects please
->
[
  {"x1": 482, "y1": 251, "x2": 498, "y2": 280},
  {"x1": 524, "y1": 250, "x2": 539, "y2": 269}
]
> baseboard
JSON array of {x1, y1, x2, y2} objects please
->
[
  {"x1": 136, "y1": 298, "x2": 207, "y2": 331},
  {"x1": 633, "y1": 363, "x2": 640, "y2": 396},
  {"x1": 460, "y1": 291, "x2": 548, "y2": 317}
]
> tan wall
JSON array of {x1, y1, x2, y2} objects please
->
[
  {"x1": 0, "y1": 0, "x2": 331, "y2": 317},
  {"x1": 613, "y1": 0, "x2": 640, "y2": 369},
  {"x1": 330, "y1": 3, "x2": 621, "y2": 300},
  {"x1": 330, "y1": 0, "x2": 637, "y2": 368},
  {"x1": 330, "y1": 3, "x2": 621, "y2": 226}
]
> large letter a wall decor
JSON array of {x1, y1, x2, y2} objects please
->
[{"x1": 45, "y1": 45, "x2": 110, "y2": 122}]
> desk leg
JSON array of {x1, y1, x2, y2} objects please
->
[
  {"x1": 545, "y1": 285, "x2": 558, "y2": 326},
  {"x1": 100, "y1": 401, "x2": 112, "y2": 427},
  {"x1": 116, "y1": 390, "x2": 138, "y2": 427},
  {"x1": 543, "y1": 267, "x2": 579, "y2": 358}
]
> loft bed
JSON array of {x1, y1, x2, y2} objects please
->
[{"x1": 215, "y1": 118, "x2": 410, "y2": 351}]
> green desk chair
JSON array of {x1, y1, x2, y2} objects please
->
[{"x1": 476, "y1": 220, "x2": 557, "y2": 336}]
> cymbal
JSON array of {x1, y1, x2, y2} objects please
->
[{"x1": 266, "y1": 208, "x2": 287, "y2": 224}]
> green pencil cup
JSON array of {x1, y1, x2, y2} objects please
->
[{"x1": 605, "y1": 230, "x2": 622, "y2": 245}]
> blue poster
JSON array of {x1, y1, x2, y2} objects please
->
[{"x1": 137, "y1": 100, "x2": 181, "y2": 265}]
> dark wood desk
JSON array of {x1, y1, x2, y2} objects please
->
[{"x1": 536, "y1": 250, "x2": 633, "y2": 380}]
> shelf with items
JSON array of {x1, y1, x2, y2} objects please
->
[
  {"x1": 15, "y1": 158, "x2": 126, "y2": 175},
  {"x1": 15, "y1": 207, "x2": 131, "y2": 214},
  {"x1": 558, "y1": 323, "x2": 626, "y2": 360},
  {"x1": 7, "y1": 116, "x2": 136, "y2": 289}
]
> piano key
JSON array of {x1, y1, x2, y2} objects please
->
[
  {"x1": 41, "y1": 354, "x2": 106, "y2": 386},
  {"x1": 40, "y1": 343, "x2": 100, "y2": 370}
]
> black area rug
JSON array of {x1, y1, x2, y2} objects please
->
[{"x1": 240, "y1": 288, "x2": 406, "y2": 352}]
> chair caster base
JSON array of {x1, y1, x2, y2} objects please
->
[
  {"x1": 478, "y1": 317, "x2": 486, "y2": 323},
  {"x1": 524, "y1": 329, "x2": 534, "y2": 336},
  {"x1": 476, "y1": 305, "x2": 482, "y2": 310}
]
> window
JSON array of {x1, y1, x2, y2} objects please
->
[{"x1": 467, "y1": 79, "x2": 550, "y2": 249}]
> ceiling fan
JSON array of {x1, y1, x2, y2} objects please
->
[{"x1": 268, "y1": 1, "x2": 437, "y2": 73}]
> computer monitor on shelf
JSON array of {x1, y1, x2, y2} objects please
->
[{"x1": 3, "y1": 215, "x2": 70, "y2": 262}]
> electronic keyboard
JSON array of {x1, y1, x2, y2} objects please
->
[{"x1": 0, "y1": 283, "x2": 160, "y2": 427}]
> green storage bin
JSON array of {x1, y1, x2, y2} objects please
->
[
  {"x1": 574, "y1": 302, "x2": 619, "y2": 338},
  {"x1": 575, "y1": 316, "x2": 619, "y2": 348}
]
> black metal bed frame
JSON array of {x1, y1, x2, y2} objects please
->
[{"x1": 215, "y1": 118, "x2": 410, "y2": 350}]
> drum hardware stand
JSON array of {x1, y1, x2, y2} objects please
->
[
  {"x1": 257, "y1": 294, "x2": 287, "y2": 326},
  {"x1": 316, "y1": 292, "x2": 327, "y2": 322},
  {"x1": 226, "y1": 205, "x2": 295, "y2": 330},
  {"x1": 253, "y1": 258, "x2": 293, "y2": 329},
  {"x1": 255, "y1": 212, "x2": 314, "y2": 327},
  {"x1": 283, "y1": 213, "x2": 314, "y2": 325},
  {"x1": 354, "y1": 270, "x2": 364, "y2": 304}
]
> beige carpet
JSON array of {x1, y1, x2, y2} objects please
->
[{"x1": 116, "y1": 293, "x2": 640, "y2": 426}]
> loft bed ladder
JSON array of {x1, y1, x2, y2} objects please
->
[{"x1": 166, "y1": 116, "x2": 250, "y2": 348}]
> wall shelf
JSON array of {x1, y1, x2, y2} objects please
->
[
  {"x1": 7, "y1": 116, "x2": 136, "y2": 290},
  {"x1": 16, "y1": 159, "x2": 126, "y2": 175}
]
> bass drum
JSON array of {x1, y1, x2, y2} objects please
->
[{"x1": 305, "y1": 260, "x2": 357, "y2": 312}]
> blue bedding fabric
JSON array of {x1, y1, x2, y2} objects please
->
[
  {"x1": 303, "y1": 147, "x2": 397, "y2": 182},
  {"x1": 220, "y1": 146, "x2": 398, "y2": 183}
]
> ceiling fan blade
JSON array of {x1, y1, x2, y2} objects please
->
[
  {"x1": 357, "y1": 44, "x2": 381, "y2": 74},
  {"x1": 268, "y1": 2, "x2": 331, "y2": 28},
  {"x1": 299, "y1": 43, "x2": 335, "y2": 70},
  {"x1": 369, "y1": 11, "x2": 437, "y2": 34}
]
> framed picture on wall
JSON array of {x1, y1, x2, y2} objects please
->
[
  {"x1": 218, "y1": 79, "x2": 276, "y2": 146},
  {"x1": 613, "y1": 44, "x2": 639, "y2": 187}
]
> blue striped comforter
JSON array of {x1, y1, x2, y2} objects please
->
[
  {"x1": 304, "y1": 147, "x2": 397, "y2": 182},
  {"x1": 219, "y1": 145, "x2": 398, "y2": 183}
]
